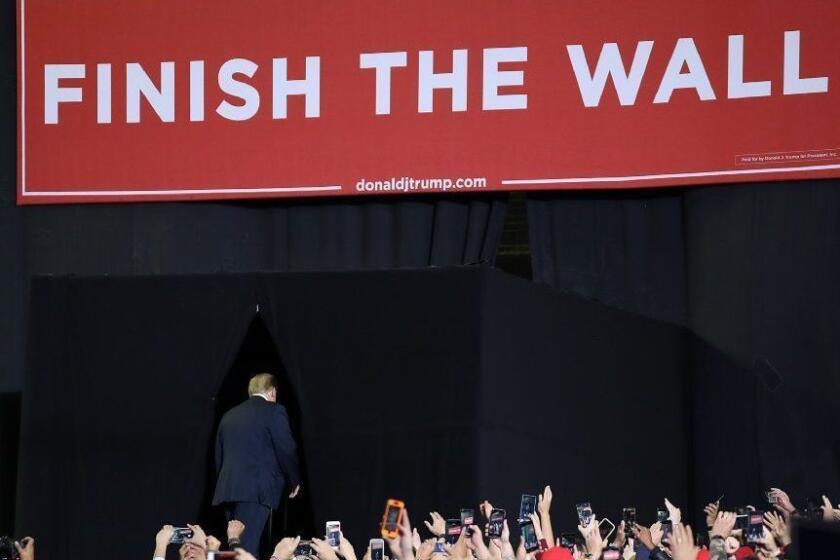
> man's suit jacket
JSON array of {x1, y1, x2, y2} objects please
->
[{"x1": 212, "y1": 396, "x2": 300, "y2": 510}]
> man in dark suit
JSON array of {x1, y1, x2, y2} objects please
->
[{"x1": 213, "y1": 373, "x2": 301, "y2": 557}]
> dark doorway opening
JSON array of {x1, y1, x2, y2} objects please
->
[{"x1": 199, "y1": 314, "x2": 314, "y2": 554}]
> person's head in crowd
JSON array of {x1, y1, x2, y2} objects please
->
[
  {"x1": 248, "y1": 373, "x2": 278, "y2": 402},
  {"x1": 153, "y1": 486, "x2": 840, "y2": 560}
]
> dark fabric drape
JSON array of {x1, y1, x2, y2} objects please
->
[
  {"x1": 683, "y1": 182, "x2": 840, "y2": 508},
  {"x1": 527, "y1": 190, "x2": 687, "y2": 325},
  {"x1": 16, "y1": 276, "x2": 257, "y2": 558},
  {"x1": 527, "y1": 179, "x2": 840, "y2": 510},
  {"x1": 0, "y1": 196, "x2": 506, "y2": 394},
  {"x1": 268, "y1": 197, "x2": 507, "y2": 270}
]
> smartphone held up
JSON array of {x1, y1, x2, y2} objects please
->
[
  {"x1": 370, "y1": 539, "x2": 385, "y2": 560},
  {"x1": 381, "y1": 499, "x2": 405, "y2": 540},
  {"x1": 487, "y1": 509, "x2": 506, "y2": 539},
  {"x1": 327, "y1": 521, "x2": 341, "y2": 549}
]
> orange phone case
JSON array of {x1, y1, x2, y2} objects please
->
[{"x1": 380, "y1": 499, "x2": 405, "y2": 539}]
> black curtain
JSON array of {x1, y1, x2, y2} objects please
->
[
  {"x1": 15, "y1": 276, "x2": 257, "y2": 556},
  {"x1": 478, "y1": 271, "x2": 691, "y2": 530},
  {"x1": 527, "y1": 179, "x2": 840, "y2": 510},
  {"x1": 1, "y1": 196, "x2": 506, "y2": 394},
  {"x1": 526, "y1": 190, "x2": 687, "y2": 325}
]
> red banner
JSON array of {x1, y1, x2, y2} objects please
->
[{"x1": 17, "y1": 0, "x2": 840, "y2": 204}]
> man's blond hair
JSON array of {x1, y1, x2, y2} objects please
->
[{"x1": 248, "y1": 373, "x2": 277, "y2": 396}]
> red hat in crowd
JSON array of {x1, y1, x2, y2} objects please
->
[
  {"x1": 735, "y1": 546, "x2": 754, "y2": 559},
  {"x1": 538, "y1": 547, "x2": 574, "y2": 560}
]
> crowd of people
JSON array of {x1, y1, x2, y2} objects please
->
[{"x1": 147, "y1": 486, "x2": 840, "y2": 560}]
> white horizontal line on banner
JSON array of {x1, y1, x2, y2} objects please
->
[
  {"x1": 502, "y1": 163, "x2": 840, "y2": 185},
  {"x1": 22, "y1": 186, "x2": 343, "y2": 196}
]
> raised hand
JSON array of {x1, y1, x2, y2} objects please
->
[
  {"x1": 187, "y1": 524, "x2": 208, "y2": 549},
  {"x1": 468, "y1": 526, "x2": 491, "y2": 560},
  {"x1": 667, "y1": 524, "x2": 698, "y2": 560},
  {"x1": 710, "y1": 512, "x2": 737, "y2": 540},
  {"x1": 387, "y1": 535, "x2": 401, "y2": 560},
  {"x1": 424, "y1": 512, "x2": 446, "y2": 538},
  {"x1": 536, "y1": 486, "x2": 554, "y2": 547},
  {"x1": 577, "y1": 516, "x2": 604, "y2": 560},
  {"x1": 634, "y1": 525, "x2": 655, "y2": 551},
  {"x1": 621, "y1": 539, "x2": 635, "y2": 560},
  {"x1": 495, "y1": 520, "x2": 514, "y2": 560},
  {"x1": 664, "y1": 498, "x2": 682, "y2": 525},
  {"x1": 339, "y1": 533, "x2": 358, "y2": 560},
  {"x1": 412, "y1": 529, "x2": 422, "y2": 552},
  {"x1": 228, "y1": 520, "x2": 246, "y2": 542},
  {"x1": 274, "y1": 537, "x2": 302, "y2": 560},
  {"x1": 527, "y1": 513, "x2": 543, "y2": 541},
  {"x1": 649, "y1": 522, "x2": 664, "y2": 548},
  {"x1": 763, "y1": 510, "x2": 791, "y2": 547},
  {"x1": 15, "y1": 537, "x2": 35, "y2": 560},
  {"x1": 398, "y1": 509, "x2": 416, "y2": 560},
  {"x1": 768, "y1": 488, "x2": 795, "y2": 515},
  {"x1": 613, "y1": 521, "x2": 627, "y2": 550},
  {"x1": 758, "y1": 526, "x2": 780, "y2": 556},
  {"x1": 416, "y1": 538, "x2": 436, "y2": 560},
  {"x1": 704, "y1": 502, "x2": 720, "y2": 529},
  {"x1": 206, "y1": 535, "x2": 222, "y2": 552},
  {"x1": 480, "y1": 501, "x2": 494, "y2": 521},
  {"x1": 312, "y1": 538, "x2": 341, "y2": 560},
  {"x1": 538, "y1": 486, "x2": 552, "y2": 515},
  {"x1": 500, "y1": 519, "x2": 511, "y2": 545},
  {"x1": 155, "y1": 525, "x2": 175, "y2": 556},
  {"x1": 488, "y1": 539, "x2": 502, "y2": 560},
  {"x1": 821, "y1": 495, "x2": 840, "y2": 522},
  {"x1": 448, "y1": 523, "x2": 470, "y2": 560}
]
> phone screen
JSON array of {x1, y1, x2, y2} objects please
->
[
  {"x1": 622, "y1": 508, "x2": 636, "y2": 534},
  {"x1": 488, "y1": 509, "x2": 506, "y2": 538},
  {"x1": 385, "y1": 504, "x2": 402, "y2": 531},
  {"x1": 445, "y1": 519, "x2": 462, "y2": 545},
  {"x1": 599, "y1": 518, "x2": 616, "y2": 541},
  {"x1": 295, "y1": 541, "x2": 313, "y2": 557},
  {"x1": 745, "y1": 513, "x2": 764, "y2": 543},
  {"x1": 170, "y1": 528, "x2": 194, "y2": 544},
  {"x1": 370, "y1": 540, "x2": 384, "y2": 560},
  {"x1": 735, "y1": 508, "x2": 750, "y2": 530},
  {"x1": 520, "y1": 495, "x2": 537, "y2": 520},
  {"x1": 576, "y1": 503, "x2": 593, "y2": 527},
  {"x1": 521, "y1": 522, "x2": 539, "y2": 552},
  {"x1": 327, "y1": 522, "x2": 341, "y2": 548}
]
